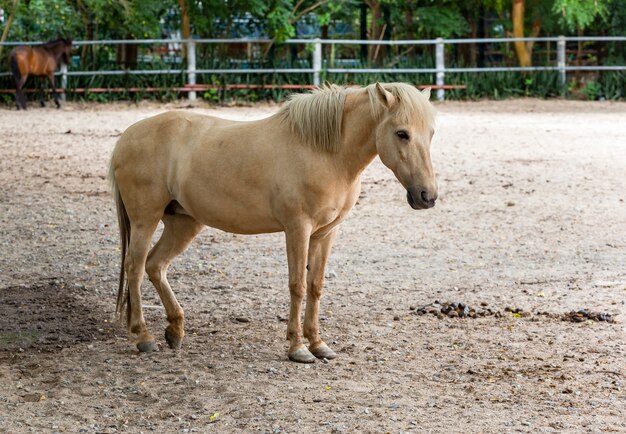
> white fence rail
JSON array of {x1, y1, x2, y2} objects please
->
[{"x1": 2, "y1": 36, "x2": 625, "y2": 101}]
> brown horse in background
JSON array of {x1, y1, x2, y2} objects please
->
[{"x1": 10, "y1": 38, "x2": 72, "y2": 110}]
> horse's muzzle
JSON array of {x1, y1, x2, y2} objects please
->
[{"x1": 407, "y1": 189, "x2": 437, "y2": 210}]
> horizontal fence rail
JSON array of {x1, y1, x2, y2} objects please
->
[{"x1": 1, "y1": 36, "x2": 625, "y2": 101}]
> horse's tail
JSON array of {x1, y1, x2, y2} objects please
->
[
  {"x1": 9, "y1": 51, "x2": 21, "y2": 85},
  {"x1": 108, "y1": 156, "x2": 131, "y2": 326}
]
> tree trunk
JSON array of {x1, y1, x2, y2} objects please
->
[
  {"x1": 512, "y1": 0, "x2": 531, "y2": 67},
  {"x1": 321, "y1": 24, "x2": 329, "y2": 58},
  {"x1": 575, "y1": 27, "x2": 583, "y2": 82},
  {"x1": 179, "y1": 0, "x2": 190, "y2": 61},
  {"x1": 512, "y1": 0, "x2": 542, "y2": 67},
  {"x1": 0, "y1": 10, "x2": 15, "y2": 59},
  {"x1": 382, "y1": 3, "x2": 392, "y2": 59},
  {"x1": 366, "y1": 0, "x2": 382, "y2": 64},
  {"x1": 404, "y1": 7, "x2": 413, "y2": 40},
  {"x1": 469, "y1": 17, "x2": 477, "y2": 67},
  {"x1": 116, "y1": 42, "x2": 138, "y2": 69},
  {"x1": 359, "y1": 2, "x2": 368, "y2": 62},
  {"x1": 478, "y1": 4, "x2": 485, "y2": 68}
]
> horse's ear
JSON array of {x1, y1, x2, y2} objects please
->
[
  {"x1": 421, "y1": 87, "x2": 432, "y2": 100},
  {"x1": 375, "y1": 82, "x2": 396, "y2": 109}
]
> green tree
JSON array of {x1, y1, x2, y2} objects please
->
[
  {"x1": 5, "y1": 0, "x2": 80, "y2": 40},
  {"x1": 552, "y1": 0, "x2": 608, "y2": 31},
  {"x1": 0, "y1": 0, "x2": 19, "y2": 59},
  {"x1": 415, "y1": 4, "x2": 469, "y2": 39}
]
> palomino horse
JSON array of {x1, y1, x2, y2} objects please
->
[
  {"x1": 109, "y1": 82, "x2": 438, "y2": 363},
  {"x1": 10, "y1": 38, "x2": 72, "y2": 110}
]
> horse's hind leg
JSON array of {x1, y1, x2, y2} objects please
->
[
  {"x1": 15, "y1": 77, "x2": 27, "y2": 110},
  {"x1": 304, "y1": 228, "x2": 338, "y2": 360},
  {"x1": 15, "y1": 89, "x2": 25, "y2": 110},
  {"x1": 145, "y1": 213, "x2": 203, "y2": 350},
  {"x1": 126, "y1": 219, "x2": 161, "y2": 352}
]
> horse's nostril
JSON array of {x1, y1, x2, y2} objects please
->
[{"x1": 421, "y1": 191, "x2": 434, "y2": 204}]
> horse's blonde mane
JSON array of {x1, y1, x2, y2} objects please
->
[
  {"x1": 278, "y1": 84, "x2": 346, "y2": 153},
  {"x1": 278, "y1": 82, "x2": 435, "y2": 153}
]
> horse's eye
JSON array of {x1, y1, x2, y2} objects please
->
[{"x1": 396, "y1": 130, "x2": 410, "y2": 141}]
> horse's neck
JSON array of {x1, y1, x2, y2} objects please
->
[
  {"x1": 338, "y1": 90, "x2": 379, "y2": 179},
  {"x1": 44, "y1": 42, "x2": 64, "y2": 60}
]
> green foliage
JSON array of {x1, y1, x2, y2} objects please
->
[
  {"x1": 266, "y1": 0, "x2": 295, "y2": 41},
  {"x1": 552, "y1": 0, "x2": 609, "y2": 31},
  {"x1": 581, "y1": 79, "x2": 601, "y2": 100},
  {"x1": 415, "y1": 5, "x2": 469, "y2": 39},
  {"x1": 1, "y1": 0, "x2": 174, "y2": 41},
  {"x1": 598, "y1": 71, "x2": 625, "y2": 100},
  {"x1": 82, "y1": 0, "x2": 175, "y2": 39},
  {"x1": 7, "y1": 0, "x2": 81, "y2": 40}
]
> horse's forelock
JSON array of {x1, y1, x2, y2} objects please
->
[{"x1": 368, "y1": 83, "x2": 436, "y2": 130}]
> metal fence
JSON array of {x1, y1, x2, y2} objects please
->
[{"x1": 1, "y1": 36, "x2": 625, "y2": 101}]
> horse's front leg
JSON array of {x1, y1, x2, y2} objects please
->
[
  {"x1": 285, "y1": 225, "x2": 316, "y2": 363},
  {"x1": 39, "y1": 78, "x2": 46, "y2": 107},
  {"x1": 304, "y1": 228, "x2": 338, "y2": 360},
  {"x1": 48, "y1": 74, "x2": 61, "y2": 109}
]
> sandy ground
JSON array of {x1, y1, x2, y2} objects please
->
[{"x1": 0, "y1": 98, "x2": 625, "y2": 433}]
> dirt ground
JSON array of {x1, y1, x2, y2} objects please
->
[{"x1": 0, "y1": 98, "x2": 625, "y2": 433}]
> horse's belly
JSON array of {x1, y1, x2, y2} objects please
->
[
  {"x1": 202, "y1": 213, "x2": 283, "y2": 235},
  {"x1": 178, "y1": 191, "x2": 283, "y2": 235}
]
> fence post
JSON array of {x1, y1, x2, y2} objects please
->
[
  {"x1": 435, "y1": 38, "x2": 445, "y2": 101},
  {"x1": 187, "y1": 40, "x2": 197, "y2": 101},
  {"x1": 557, "y1": 35, "x2": 566, "y2": 95},
  {"x1": 60, "y1": 63, "x2": 67, "y2": 102},
  {"x1": 313, "y1": 38, "x2": 322, "y2": 87}
]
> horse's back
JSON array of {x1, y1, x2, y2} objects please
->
[
  {"x1": 112, "y1": 111, "x2": 235, "y2": 198},
  {"x1": 10, "y1": 46, "x2": 54, "y2": 76},
  {"x1": 115, "y1": 111, "x2": 229, "y2": 159}
]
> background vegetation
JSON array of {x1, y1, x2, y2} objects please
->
[{"x1": 0, "y1": 0, "x2": 624, "y2": 103}]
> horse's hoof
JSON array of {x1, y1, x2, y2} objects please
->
[
  {"x1": 288, "y1": 346, "x2": 316, "y2": 363},
  {"x1": 165, "y1": 328, "x2": 183, "y2": 350},
  {"x1": 309, "y1": 342, "x2": 337, "y2": 360},
  {"x1": 136, "y1": 340, "x2": 159, "y2": 352}
]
